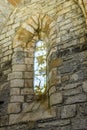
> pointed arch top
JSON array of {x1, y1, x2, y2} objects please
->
[{"x1": 13, "y1": 13, "x2": 56, "y2": 49}]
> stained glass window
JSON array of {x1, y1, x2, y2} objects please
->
[{"x1": 34, "y1": 41, "x2": 47, "y2": 94}]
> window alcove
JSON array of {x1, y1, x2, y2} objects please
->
[{"x1": 34, "y1": 40, "x2": 47, "y2": 95}]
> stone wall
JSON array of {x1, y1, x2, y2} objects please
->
[
  {"x1": 0, "y1": 0, "x2": 87, "y2": 130},
  {"x1": 0, "y1": 0, "x2": 14, "y2": 33}
]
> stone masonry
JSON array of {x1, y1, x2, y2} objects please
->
[{"x1": 0, "y1": 0, "x2": 87, "y2": 130}]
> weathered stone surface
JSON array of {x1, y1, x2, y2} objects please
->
[
  {"x1": 49, "y1": 86, "x2": 56, "y2": 95},
  {"x1": 10, "y1": 96, "x2": 24, "y2": 102},
  {"x1": 78, "y1": 103, "x2": 87, "y2": 115},
  {"x1": 12, "y1": 65, "x2": 26, "y2": 71},
  {"x1": 72, "y1": 117, "x2": 87, "y2": 129},
  {"x1": 21, "y1": 88, "x2": 34, "y2": 95},
  {"x1": 65, "y1": 94, "x2": 87, "y2": 104},
  {"x1": 0, "y1": 0, "x2": 87, "y2": 129},
  {"x1": 25, "y1": 79, "x2": 33, "y2": 87},
  {"x1": 61, "y1": 125, "x2": 71, "y2": 130},
  {"x1": 10, "y1": 79, "x2": 24, "y2": 87},
  {"x1": 82, "y1": 81, "x2": 87, "y2": 93},
  {"x1": 10, "y1": 88, "x2": 20, "y2": 95},
  {"x1": 59, "y1": 82, "x2": 81, "y2": 90},
  {"x1": 25, "y1": 58, "x2": 33, "y2": 64},
  {"x1": 8, "y1": 72, "x2": 23, "y2": 80},
  {"x1": 49, "y1": 58, "x2": 63, "y2": 71},
  {"x1": 24, "y1": 72, "x2": 33, "y2": 79},
  {"x1": 0, "y1": 115, "x2": 8, "y2": 126},
  {"x1": 63, "y1": 87, "x2": 82, "y2": 96},
  {"x1": 8, "y1": 103, "x2": 21, "y2": 114},
  {"x1": 61, "y1": 105, "x2": 76, "y2": 118},
  {"x1": 38, "y1": 119, "x2": 70, "y2": 127},
  {"x1": 22, "y1": 23, "x2": 35, "y2": 34},
  {"x1": 50, "y1": 92, "x2": 63, "y2": 106}
]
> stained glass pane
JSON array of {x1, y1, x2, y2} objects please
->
[{"x1": 34, "y1": 41, "x2": 47, "y2": 94}]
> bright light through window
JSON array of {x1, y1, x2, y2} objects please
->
[{"x1": 34, "y1": 41, "x2": 47, "y2": 94}]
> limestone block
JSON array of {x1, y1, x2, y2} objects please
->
[
  {"x1": 71, "y1": 74, "x2": 79, "y2": 81},
  {"x1": 12, "y1": 64, "x2": 26, "y2": 71},
  {"x1": 26, "y1": 17, "x2": 38, "y2": 30},
  {"x1": 61, "y1": 105, "x2": 76, "y2": 118},
  {"x1": 9, "y1": 114, "x2": 21, "y2": 124},
  {"x1": 2, "y1": 41, "x2": 12, "y2": 48},
  {"x1": 4, "y1": 50, "x2": 12, "y2": 56},
  {"x1": 8, "y1": 103, "x2": 21, "y2": 114},
  {"x1": 59, "y1": 82, "x2": 81, "y2": 90},
  {"x1": 65, "y1": 94, "x2": 87, "y2": 104},
  {"x1": 10, "y1": 79, "x2": 24, "y2": 87},
  {"x1": 2, "y1": 56, "x2": 9, "y2": 62},
  {"x1": 25, "y1": 58, "x2": 33, "y2": 64},
  {"x1": 22, "y1": 23, "x2": 34, "y2": 34},
  {"x1": 49, "y1": 86, "x2": 56, "y2": 95},
  {"x1": 8, "y1": 72, "x2": 23, "y2": 80},
  {"x1": 12, "y1": 22, "x2": 20, "y2": 29},
  {"x1": 2, "y1": 46, "x2": 8, "y2": 52},
  {"x1": 38, "y1": 119, "x2": 70, "y2": 128},
  {"x1": 10, "y1": 96, "x2": 24, "y2": 102},
  {"x1": 32, "y1": 15, "x2": 39, "y2": 25},
  {"x1": 25, "y1": 79, "x2": 33, "y2": 87},
  {"x1": 26, "y1": 65, "x2": 33, "y2": 71},
  {"x1": 50, "y1": 92, "x2": 63, "y2": 106},
  {"x1": 0, "y1": 34, "x2": 5, "y2": 40},
  {"x1": 78, "y1": 102, "x2": 87, "y2": 115},
  {"x1": 6, "y1": 30, "x2": 15, "y2": 37},
  {"x1": 22, "y1": 102, "x2": 34, "y2": 112},
  {"x1": 12, "y1": 51, "x2": 25, "y2": 64},
  {"x1": 10, "y1": 88, "x2": 20, "y2": 95},
  {"x1": 49, "y1": 68, "x2": 61, "y2": 86},
  {"x1": 21, "y1": 88, "x2": 34, "y2": 95},
  {"x1": 63, "y1": 87, "x2": 81, "y2": 96},
  {"x1": 72, "y1": 117, "x2": 87, "y2": 130},
  {"x1": 24, "y1": 72, "x2": 33, "y2": 79},
  {"x1": 82, "y1": 81, "x2": 87, "y2": 92},
  {"x1": 49, "y1": 58, "x2": 63, "y2": 71}
]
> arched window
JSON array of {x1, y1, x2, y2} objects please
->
[{"x1": 34, "y1": 41, "x2": 47, "y2": 95}]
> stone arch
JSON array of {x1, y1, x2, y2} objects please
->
[
  {"x1": 8, "y1": 13, "x2": 56, "y2": 124},
  {"x1": 13, "y1": 13, "x2": 56, "y2": 49},
  {"x1": 73, "y1": 0, "x2": 87, "y2": 24}
]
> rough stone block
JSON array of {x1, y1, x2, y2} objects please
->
[
  {"x1": 60, "y1": 82, "x2": 81, "y2": 90},
  {"x1": 8, "y1": 103, "x2": 21, "y2": 114},
  {"x1": 49, "y1": 58, "x2": 62, "y2": 71},
  {"x1": 25, "y1": 58, "x2": 33, "y2": 64},
  {"x1": 38, "y1": 119, "x2": 70, "y2": 127},
  {"x1": 61, "y1": 105, "x2": 76, "y2": 118},
  {"x1": 6, "y1": 30, "x2": 15, "y2": 37},
  {"x1": 50, "y1": 92, "x2": 63, "y2": 106},
  {"x1": 78, "y1": 103, "x2": 87, "y2": 115},
  {"x1": 22, "y1": 102, "x2": 34, "y2": 112},
  {"x1": 65, "y1": 94, "x2": 87, "y2": 104},
  {"x1": 10, "y1": 96, "x2": 24, "y2": 102},
  {"x1": 10, "y1": 79, "x2": 24, "y2": 87},
  {"x1": 49, "y1": 86, "x2": 56, "y2": 95},
  {"x1": 22, "y1": 23, "x2": 34, "y2": 34},
  {"x1": 8, "y1": 72, "x2": 23, "y2": 80},
  {"x1": 63, "y1": 87, "x2": 81, "y2": 96},
  {"x1": 25, "y1": 79, "x2": 33, "y2": 87},
  {"x1": 24, "y1": 72, "x2": 33, "y2": 79},
  {"x1": 72, "y1": 117, "x2": 87, "y2": 129},
  {"x1": 10, "y1": 88, "x2": 20, "y2": 95},
  {"x1": 21, "y1": 88, "x2": 34, "y2": 95},
  {"x1": 12, "y1": 64, "x2": 26, "y2": 71},
  {"x1": 82, "y1": 81, "x2": 87, "y2": 93}
]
